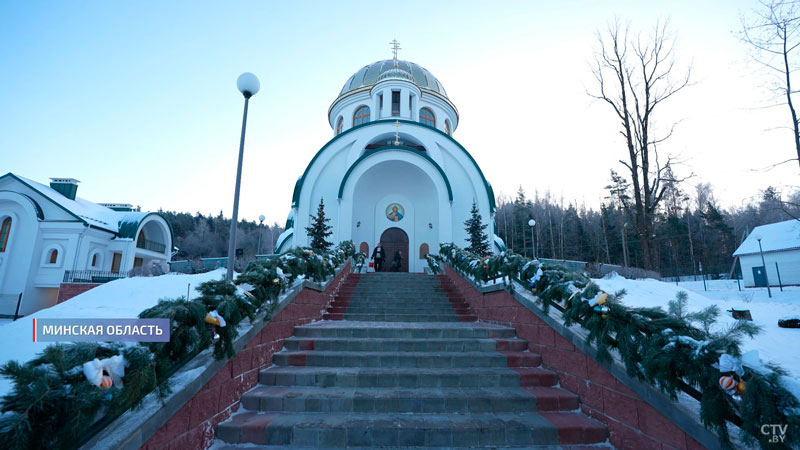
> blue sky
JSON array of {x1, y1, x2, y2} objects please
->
[{"x1": 2, "y1": 0, "x2": 796, "y2": 225}]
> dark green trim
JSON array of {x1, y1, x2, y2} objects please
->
[
  {"x1": 0, "y1": 189, "x2": 45, "y2": 220},
  {"x1": 337, "y1": 145, "x2": 453, "y2": 202},
  {"x1": 275, "y1": 230, "x2": 293, "y2": 253},
  {"x1": 0, "y1": 173, "x2": 176, "y2": 249},
  {"x1": 0, "y1": 173, "x2": 101, "y2": 230},
  {"x1": 117, "y1": 212, "x2": 176, "y2": 253},
  {"x1": 290, "y1": 120, "x2": 495, "y2": 212}
]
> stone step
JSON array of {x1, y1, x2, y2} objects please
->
[
  {"x1": 272, "y1": 350, "x2": 541, "y2": 369},
  {"x1": 341, "y1": 294, "x2": 451, "y2": 300},
  {"x1": 328, "y1": 304, "x2": 466, "y2": 310},
  {"x1": 331, "y1": 298, "x2": 463, "y2": 305},
  {"x1": 216, "y1": 411, "x2": 607, "y2": 447},
  {"x1": 259, "y1": 367, "x2": 558, "y2": 388},
  {"x1": 335, "y1": 299, "x2": 457, "y2": 306},
  {"x1": 283, "y1": 337, "x2": 528, "y2": 352},
  {"x1": 324, "y1": 313, "x2": 472, "y2": 322},
  {"x1": 239, "y1": 386, "x2": 578, "y2": 413},
  {"x1": 215, "y1": 445, "x2": 611, "y2": 450},
  {"x1": 327, "y1": 304, "x2": 470, "y2": 312},
  {"x1": 292, "y1": 323, "x2": 516, "y2": 339},
  {"x1": 326, "y1": 306, "x2": 469, "y2": 314}
]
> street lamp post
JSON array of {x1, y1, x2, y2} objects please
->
[
  {"x1": 257, "y1": 215, "x2": 265, "y2": 255},
  {"x1": 755, "y1": 235, "x2": 772, "y2": 298},
  {"x1": 621, "y1": 223, "x2": 630, "y2": 267},
  {"x1": 226, "y1": 72, "x2": 260, "y2": 281},
  {"x1": 528, "y1": 219, "x2": 536, "y2": 259}
]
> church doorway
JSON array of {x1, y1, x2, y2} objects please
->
[{"x1": 380, "y1": 227, "x2": 409, "y2": 272}]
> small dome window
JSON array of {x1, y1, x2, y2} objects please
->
[
  {"x1": 419, "y1": 108, "x2": 436, "y2": 127},
  {"x1": 353, "y1": 105, "x2": 370, "y2": 126},
  {"x1": 336, "y1": 116, "x2": 343, "y2": 135},
  {"x1": 445, "y1": 119, "x2": 451, "y2": 135}
]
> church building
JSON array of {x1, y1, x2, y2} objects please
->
[{"x1": 275, "y1": 47, "x2": 503, "y2": 272}]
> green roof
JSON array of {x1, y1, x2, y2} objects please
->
[
  {"x1": 338, "y1": 145, "x2": 453, "y2": 202},
  {"x1": 291, "y1": 119, "x2": 495, "y2": 212}
]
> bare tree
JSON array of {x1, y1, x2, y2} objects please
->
[
  {"x1": 740, "y1": 0, "x2": 800, "y2": 168},
  {"x1": 589, "y1": 19, "x2": 692, "y2": 270}
]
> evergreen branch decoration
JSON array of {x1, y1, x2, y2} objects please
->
[
  {"x1": 0, "y1": 241, "x2": 357, "y2": 450},
  {"x1": 436, "y1": 243, "x2": 800, "y2": 448}
]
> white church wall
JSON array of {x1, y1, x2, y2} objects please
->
[
  {"x1": 345, "y1": 157, "x2": 444, "y2": 272},
  {"x1": 295, "y1": 140, "x2": 356, "y2": 246}
]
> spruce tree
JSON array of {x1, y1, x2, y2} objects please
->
[
  {"x1": 306, "y1": 198, "x2": 333, "y2": 251},
  {"x1": 464, "y1": 201, "x2": 490, "y2": 256}
]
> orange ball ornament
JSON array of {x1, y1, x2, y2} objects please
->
[
  {"x1": 736, "y1": 381, "x2": 746, "y2": 395},
  {"x1": 719, "y1": 375, "x2": 737, "y2": 392},
  {"x1": 99, "y1": 375, "x2": 113, "y2": 389}
]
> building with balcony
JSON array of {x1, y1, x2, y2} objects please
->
[{"x1": 0, "y1": 173, "x2": 174, "y2": 315}]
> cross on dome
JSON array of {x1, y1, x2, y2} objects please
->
[
  {"x1": 393, "y1": 120, "x2": 401, "y2": 146},
  {"x1": 390, "y1": 39, "x2": 401, "y2": 67}
]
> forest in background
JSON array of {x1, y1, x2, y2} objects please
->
[
  {"x1": 159, "y1": 211, "x2": 284, "y2": 262},
  {"x1": 159, "y1": 182, "x2": 800, "y2": 280},
  {"x1": 495, "y1": 184, "x2": 800, "y2": 279}
]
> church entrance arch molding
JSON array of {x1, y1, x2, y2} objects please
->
[{"x1": 337, "y1": 152, "x2": 453, "y2": 254}]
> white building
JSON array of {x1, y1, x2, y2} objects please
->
[
  {"x1": 733, "y1": 219, "x2": 800, "y2": 287},
  {"x1": 275, "y1": 57, "x2": 503, "y2": 272},
  {"x1": 0, "y1": 173, "x2": 174, "y2": 315}
]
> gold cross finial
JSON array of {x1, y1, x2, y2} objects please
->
[
  {"x1": 393, "y1": 120, "x2": 401, "y2": 146},
  {"x1": 390, "y1": 39, "x2": 401, "y2": 67}
]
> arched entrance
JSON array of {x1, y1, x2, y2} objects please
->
[{"x1": 380, "y1": 227, "x2": 409, "y2": 272}]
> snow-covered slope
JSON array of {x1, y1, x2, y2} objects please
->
[
  {"x1": 0, "y1": 269, "x2": 227, "y2": 396},
  {"x1": 594, "y1": 274, "x2": 800, "y2": 381}
]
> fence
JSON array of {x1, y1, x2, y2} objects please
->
[
  {"x1": 63, "y1": 270, "x2": 129, "y2": 284},
  {"x1": 136, "y1": 238, "x2": 166, "y2": 253}
]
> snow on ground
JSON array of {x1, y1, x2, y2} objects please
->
[
  {"x1": 593, "y1": 275, "x2": 800, "y2": 382},
  {"x1": 0, "y1": 269, "x2": 227, "y2": 397}
]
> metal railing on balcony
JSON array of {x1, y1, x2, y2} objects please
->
[
  {"x1": 63, "y1": 270, "x2": 129, "y2": 284},
  {"x1": 136, "y1": 238, "x2": 166, "y2": 253}
]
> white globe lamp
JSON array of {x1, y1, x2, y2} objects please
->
[{"x1": 237, "y1": 72, "x2": 260, "y2": 98}]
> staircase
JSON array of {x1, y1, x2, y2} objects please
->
[{"x1": 215, "y1": 272, "x2": 609, "y2": 448}]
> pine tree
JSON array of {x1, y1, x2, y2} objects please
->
[
  {"x1": 305, "y1": 198, "x2": 333, "y2": 251},
  {"x1": 464, "y1": 201, "x2": 490, "y2": 256}
]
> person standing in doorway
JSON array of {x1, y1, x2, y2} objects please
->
[
  {"x1": 391, "y1": 250, "x2": 402, "y2": 272},
  {"x1": 372, "y1": 242, "x2": 386, "y2": 272}
]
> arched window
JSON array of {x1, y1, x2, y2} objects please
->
[
  {"x1": 445, "y1": 119, "x2": 451, "y2": 135},
  {"x1": 48, "y1": 249, "x2": 58, "y2": 264},
  {"x1": 353, "y1": 106, "x2": 370, "y2": 126},
  {"x1": 336, "y1": 116, "x2": 343, "y2": 135},
  {"x1": 359, "y1": 241, "x2": 369, "y2": 256},
  {"x1": 0, "y1": 217, "x2": 10, "y2": 252},
  {"x1": 137, "y1": 229, "x2": 146, "y2": 249},
  {"x1": 419, "y1": 108, "x2": 436, "y2": 127},
  {"x1": 419, "y1": 243, "x2": 429, "y2": 259},
  {"x1": 89, "y1": 250, "x2": 102, "y2": 269}
]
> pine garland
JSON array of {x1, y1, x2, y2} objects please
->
[
  {"x1": 436, "y1": 243, "x2": 800, "y2": 448},
  {"x1": 0, "y1": 241, "x2": 357, "y2": 450}
]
